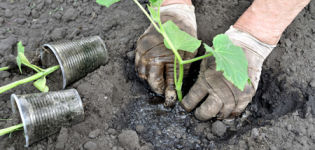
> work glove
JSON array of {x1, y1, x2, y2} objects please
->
[
  {"x1": 181, "y1": 0, "x2": 310, "y2": 120},
  {"x1": 181, "y1": 26, "x2": 275, "y2": 120},
  {"x1": 135, "y1": 4, "x2": 197, "y2": 107}
]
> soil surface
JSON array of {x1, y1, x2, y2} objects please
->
[{"x1": 0, "y1": 0, "x2": 314, "y2": 149}]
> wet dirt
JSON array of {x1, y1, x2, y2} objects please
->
[{"x1": 0, "y1": 0, "x2": 314, "y2": 149}]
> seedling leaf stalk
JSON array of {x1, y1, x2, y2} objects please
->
[{"x1": 96, "y1": 0, "x2": 250, "y2": 101}]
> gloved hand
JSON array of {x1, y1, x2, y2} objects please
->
[
  {"x1": 181, "y1": 26, "x2": 275, "y2": 120},
  {"x1": 135, "y1": 4, "x2": 197, "y2": 106},
  {"x1": 180, "y1": 0, "x2": 310, "y2": 120}
]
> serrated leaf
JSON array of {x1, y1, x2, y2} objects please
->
[
  {"x1": 204, "y1": 34, "x2": 249, "y2": 91},
  {"x1": 162, "y1": 21, "x2": 201, "y2": 53},
  {"x1": 96, "y1": 0, "x2": 120, "y2": 7},
  {"x1": 149, "y1": 0, "x2": 163, "y2": 7},
  {"x1": 33, "y1": 77, "x2": 49, "y2": 92},
  {"x1": 148, "y1": 5, "x2": 160, "y2": 23}
]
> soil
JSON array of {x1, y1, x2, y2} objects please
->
[{"x1": 0, "y1": 0, "x2": 314, "y2": 150}]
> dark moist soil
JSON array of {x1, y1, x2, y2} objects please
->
[{"x1": 0, "y1": 0, "x2": 314, "y2": 150}]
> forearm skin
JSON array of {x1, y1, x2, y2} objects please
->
[
  {"x1": 234, "y1": 0, "x2": 310, "y2": 45},
  {"x1": 162, "y1": 0, "x2": 192, "y2": 6}
]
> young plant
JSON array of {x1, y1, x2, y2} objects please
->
[
  {"x1": 96, "y1": 0, "x2": 249, "y2": 101},
  {"x1": 0, "y1": 41, "x2": 59, "y2": 94},
  {"x1": 0, "y1": 42, "x2": 60, "y2": 136}
]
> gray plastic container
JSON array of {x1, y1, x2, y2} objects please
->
[
  {"x1": 11, "y1": 89, "x2": 84, "y2": 147},
  {"x1": 41, "y1": 36, "x2": 108, "y2": 89}
]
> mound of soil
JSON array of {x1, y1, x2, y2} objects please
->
[{"x1": 0, "y1": 0, "x2": 314, "y2": 149}]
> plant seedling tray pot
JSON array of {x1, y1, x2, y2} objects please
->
[
  {"x1": 11, "y1": 89, "x2": 84, "y2": 147},
  {"x1": 41, "y1": 36, "x2": 109, "y2": 89}
]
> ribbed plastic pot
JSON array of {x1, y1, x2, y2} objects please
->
[
  {"x1": 41, "y1": 36, "x2": 108, "y2": 89},
  {"x1": 11, "y1": 89, "x2": 84, "y2": 147}
]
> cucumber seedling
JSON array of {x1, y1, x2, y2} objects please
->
[
  {"x1": 97, "y1": 0, "x2": 250, "y2": 101},
  {"x1": 0, "y1": 41, "x2": 60, "y2": 94},
  {"x1": 0, "y1": 42, "x2": 60, "y2": 136}
]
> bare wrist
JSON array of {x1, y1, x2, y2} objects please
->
[
  {"x1": 234, "y1": 0, "x2": 310, "y2": 45},
  {"x1": 162, "y1": 0, "x2": 192, "y2": 6}
]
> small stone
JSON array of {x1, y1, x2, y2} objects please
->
[
  {"x1": 0, "y1": 36, "x2": 17, "y2": 56},
  {"x1": 118, "y1": 130, "x2": 140, "y2": 150},
  {"x1": 211, "y1": 121, "x2": 227, "y2": 137},
  {"x1": 89, "y1": 129, "x2": 101, "y2": 139},
  {"x1": 108, "y1": 128, "x2": 117, "y2": 135},
  {"x1": 24, "y1": 9, "x2": 31, "y2": 16},
  {"x1": 31, "y1": 9, "x2": 40, "y2": 18},
  {"x1": 194, "y1": 123, "x2": 208, "y2": 134},
  {"x1": 206, "y1": 133, "x2": 215, "y2": 141},
  {"x1": 310, "y1": 79, "x2": 315, "y2": 88},
  {"x1": 140, "y1": 143, "x2": 153, "y2": 150},
  {"x1": 269, "y1": 145, "x2": 277, "y2": 150},
  {"x1": 140, "y1": 145, "x2": 152, "y2": 150},
  {"x1": 104, "y1": 123, "x2": 109, "y2": 130},
  {"x1": 0, "y1": 71, "x2": 10, "y2": 78},
  {"x1": 83, "y1": 141, "x2": 98, "y2": 150},
  {"x1": 175, "y1": 133, "x2": 181, "y2": 139},
  {"x1": 53, "y1": 13, "x2": 63, "y2": 20},
  {"x1": 155, "y1": 129, "x2": 162, "y2": 135},
  {"x1": 0, "y1": 17, "x2": 4, "y2": 24},
  {"x1": 62, "y1": 8, "x2": 78, "y2": 22},
  {"x1": 55, "y1": 128, "x2": 68, "y2": 150},
  {"x1": 135, "y1": 125, "x2": 145, "y2": 133},
  {"x1": 126, "y1": 51, "x2": 135, "y2": 61},
  {"x1": 251, "y1": 128, "x2": 259, "y2": 138},
  {"x1": 6, "y1": 146, "x2": 15, "y2": 150},
  {"x1": 310, "y1": 1, "x2": 315, "y2": 18},
  {"x1": 16, "y1": 18, "x2": 26, "y2": 25},
  {"x1": 287, "y1": 124, "x2": 292, "y2": 131},
  {"x1": 50, "y1": 28, "x2": 66, "y2": 41},
  {"x1": 5, "y1": 9, "x2": 13, "y2": 18},
  {"x1": 46, "y1": 0, "x2": 52, "y2": 4},
  {"x1": 238, "y1": 140, "x2": 248, "y2": 150}
]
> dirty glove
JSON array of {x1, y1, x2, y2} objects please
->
[
  {"x1": 181, "y1": 26, "x2": 275, "y2": 120},
  {"x1": 181, "y1": 0, "x2": 310, "y2": 120},
  {"x1": 135, "y1": 4, "x2": 197, "y2": 106}
]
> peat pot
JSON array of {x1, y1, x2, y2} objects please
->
[
  {"x1": 11, "y1": 89, "x2": 84, "y2": 147},
  {"x1": 41, "y1": 36, "x2": 108, "y2": 89}
]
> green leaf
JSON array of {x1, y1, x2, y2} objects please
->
[
  {"x1": 204, "y1": 34, "x2": 249, "y2": 91},
  {"x1": 162, "y1": 21, "x2": 201, "y2": 53},
  {"x1": 147, "y1": 5, "x2": 160, "y2": 23},
  {"x1": 149, "y1": 0, "x2": 163, "y2": 7},
  {"x1": 16, "y1": 56, "x2": 22, "y2": 73},
  {"x1": 16, "y1": 41, "x2": 33, "y2": 73},
  {"x1": 96, "y1": 0, "x2": 120, "y2": 7},
  {"x1": 17, "y1": 41, "x2": 24, "y2": 53},
  {"x1": 16, "y1": 41, "x2": 27, "y2": 73},
  {"x1": 33, "y1": 77, "x2": 49, "y2": 92}
]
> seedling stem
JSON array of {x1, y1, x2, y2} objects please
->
[
  {"x1": 0, "y1": 66, "x2": 10, "y2": 71},
  {"x1": 0, "y1": 65, "x2": 59, "y2": 94},
  {"x1": 0, "y1": 123, "x2": 23, "y2": 136}
]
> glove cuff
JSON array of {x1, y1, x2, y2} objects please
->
[
  {"x1": 160, "y1": 4, "x2": 197, "y2": 32},
  {"x1": 225, "y1": 26, "x2": 276, "y2": 90},
  {"x1": 225, "y1": 26, "x2": 276, "y2": 59}
]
